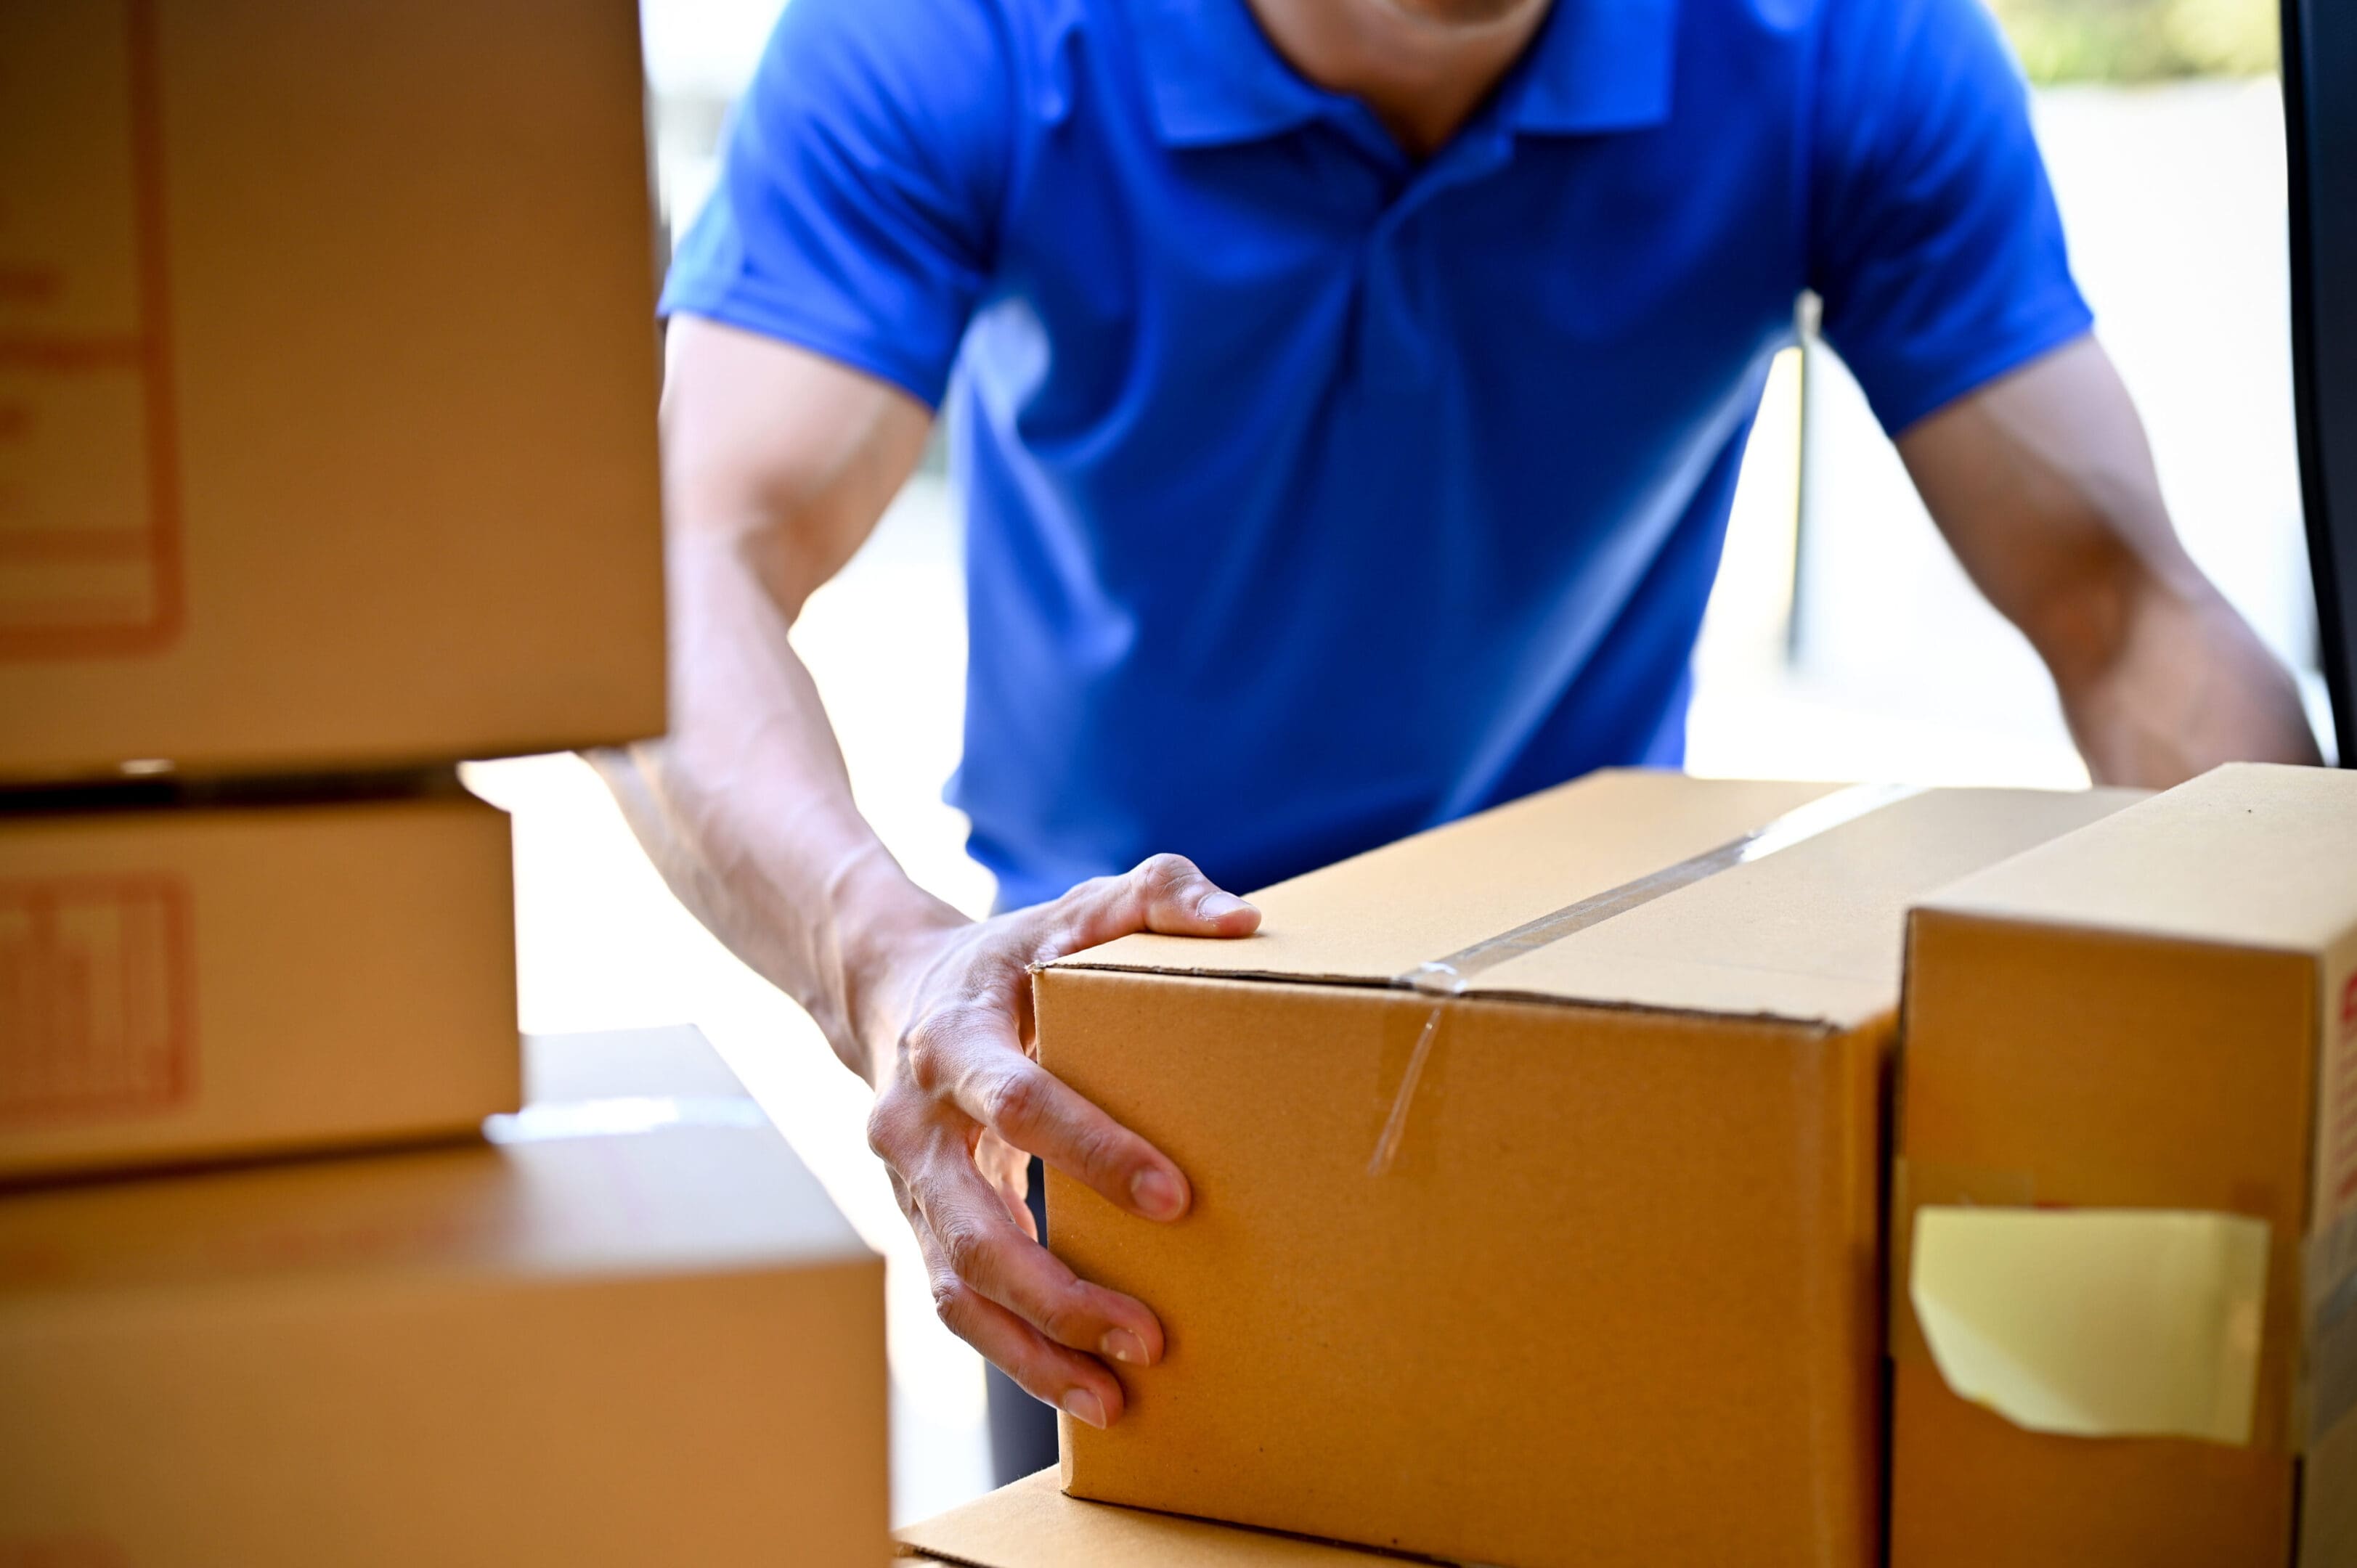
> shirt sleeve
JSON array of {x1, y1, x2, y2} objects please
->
[
  {"x1": 1807, "y1": 0, "x2": 2093, "y2": 435},
  {"x1": 657, "y1": 0, "x2": 1015, "y2": 408}
]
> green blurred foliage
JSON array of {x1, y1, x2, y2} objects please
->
[{"x1": 1987, "y1": 0, "x2": 2279, "y2": 82}]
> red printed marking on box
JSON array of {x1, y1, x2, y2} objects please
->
[
  {"x1": 0, "y1": 0, "x2": 183, "y2": 659},
  {"x1": 0, "y1": 873, "x2": 194, "y2": 1124}
]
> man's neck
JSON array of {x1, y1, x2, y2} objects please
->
[{"x1": 1244, "y1": 0, "x2": 1555, "y2": 158}]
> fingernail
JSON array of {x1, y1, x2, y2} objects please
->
[
  {"x1": 1061, "y1": 1387, "x2": 1109, "y2": 1429},
  {"x1": 1130, "y1": 1166, "x2": 1185, "y2": 1220},
  {"x1": 1101, "y1": 1328, "x2": 1149, "y2": 1366},
  {"x1": 1199, "y1": 891, "x2": 1251, "y2": 919}
]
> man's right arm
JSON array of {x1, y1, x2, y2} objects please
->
[
  {"x1": 603, "y1": 317, "x2": 949, "y2": 1071},
  {"x1": 598, "y1": 315, "x2": 1261, "y2": 1429}
]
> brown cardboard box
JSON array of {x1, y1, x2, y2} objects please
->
[
  {"x1": 1891, "y1": 762, "x2": 2357, "y2": 1567},
  {"x1": 0, "y1": 788, "x2": 518, "y2": 1180},
  {"x1": 1035, "y1": 769, "x2": 2141, "y2": 1568},
  {"x1": 895, "y1": 1470, "x2": 1399, "y2": 1567},
  {"x1": 523, "y1": 1020, "x2": 767, "y2": 1105},
  {"x1": 0, "y1": 0, "x2": 664, "y2": 781},
  {"x1": 0, "y1": 1026, "x2": 889, "y2": 1567}
]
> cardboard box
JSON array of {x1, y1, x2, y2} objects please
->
[
  {"x1": 521, "y1": 1020, "x2": 764, "y2": 1106},
  {"x1": 0, "y1": 787, "x2": 518, "y2": 1180},
  {"x1": 0, "y1": 0, "x2": 665, "y2": 781},
  {"x1": 1892, "y1": 762, "x2": 2357, "y2": 1567},
  {"x1": 0, "y1": 1026, "x2": 888, "y2": 1567},
  {"x1": 896, "y1": 1469, "x2": 1400, "y2": 1567},
  {"x1": 1035, "y1": 769, "x2": 2141, "y2": 1568}
]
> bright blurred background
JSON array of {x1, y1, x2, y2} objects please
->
[{"x1": 465, "y1": 0, "x2": 2333, "y2": 1524}]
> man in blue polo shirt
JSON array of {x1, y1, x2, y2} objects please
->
[{"x1": 609, "y1": 0, "x2": 2319, "y2": 1481}]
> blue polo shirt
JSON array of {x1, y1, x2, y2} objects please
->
[{"x1": 662, "y1": 0, "x2": 2091, "y2": 910}]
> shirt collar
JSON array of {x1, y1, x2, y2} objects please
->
[{"x1": 1126, "y1": 0, "x2": 1680, "y2": 150}]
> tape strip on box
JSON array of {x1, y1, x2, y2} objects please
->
[{"x1": 1365, "y1": 783, "x2": 1924, "y2": 1176}]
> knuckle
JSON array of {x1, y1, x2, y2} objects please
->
[
  {"x1": 980, "y1": 1067, "x2": 1047, "y2": 1133},
  {"x1": 1067, "y1": 1120, "x2": 1124, "y2": 1180},
  {"x1": 928, "y1": 1273, "x2": 970, "y2": 1326},
  {"x1": 1037, "y1": 1284, "x2": 1094, "y2": 1344},
  {"x1": 863, "y1": 1088, "x2": 917, "y2": 1161},
  {"x1": 939, "y1": 1219, "x2": 993, "y2": 1282},
  {"x1": 1135, "y1": 853, "x2": 1197, "y2": 892},
  {"x1": 900, "y1": 1011, "x2": 967, "y2": 1093},
  {"x1": 862, "y1": 1099, "x2": 895, "y2": 1160}
]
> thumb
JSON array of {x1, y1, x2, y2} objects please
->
[{"x1": 1046, "y1": 853, "x2": 1261, "y2": 954}]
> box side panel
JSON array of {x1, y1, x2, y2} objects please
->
[
  {"x1": 1039, "y1": 968, "x2": 1881, "y2": 1568},
  {"x1": 1892, "y1": 913, "x2": 2311, "y2": 1566},
  {"x1": 0, "y1": 799, "x2": 518, "y2": 1178},
  {"x1": 0, "y1": 1257, "x2": 888, "y2": 1567},
  {"x1": 1890, "y1": 1357, "x2": 2290, "y2": 1568},
  {"x1": 0, "y1": 0, "x2": 664, "y2": 779}
]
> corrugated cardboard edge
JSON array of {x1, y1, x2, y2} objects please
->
[
  {"x1": 1050, "y1": 783, "x2": 2132, "y2": 1038},
  {"x1": 893, "y1": 1471, "x2": 1450, "y2": 1567},
  {"x1": 1039, "y1": 963, "x2": 1855, "y2": 1033}
]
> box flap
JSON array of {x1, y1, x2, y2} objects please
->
[
  {"x1": 1478, "y1": 785, "x2": 2141, "y2": 1026},
  {"x1": 895, "y1": 1471, "x2": 1411, "y2": 1567},
  {"x1": 1920, "y1": 763, "x2": 2357, "y2": 955},
  {"x1": 1059, "y1": 772, "x2": 2139, "y2": 1029},
  {"x1": 1057, "y1": 771, "x2": 1839, "y2": 988}
]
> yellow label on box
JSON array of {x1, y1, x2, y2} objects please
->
[{"x1": 1910, "y1": 1206, "x2": 2270, "y2": 1447}]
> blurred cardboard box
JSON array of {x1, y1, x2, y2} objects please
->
[
  {"x1": 0, "y1": 1026, "x2": 887, "y2": 1568},
  {"x1": 1892, "y1": 763, "x2": 2357, "y2": 1567},
  {"x1": 0, "y1": 783, "x2": 516, "y2": 1180},
  {"x1": 1036, "y1": 769, "x2": 2140, "y2": 1568},
  {"x1": 522, "y1": 1019, "x2": 760, "y2": 1105},
  {"x1": 0, "y1": 0, "x2": 664, "y2": 781},
  {"x1": 895, "y1": 1469, "x2": 1399, "y2": 1567}
]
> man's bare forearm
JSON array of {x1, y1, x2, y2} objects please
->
[
  {"x1": 612, "y1": 319, "x2": 1253, "y2": 1421},
  {"x1": 597, "y1": 319, "x2": 951, "y2": 1083},
  {"x1": 595, "y1": 531, "x2": 959, "y2": 1082},
  {"x1": 1901, "y1": 336, "x2": 2320, "y2": 787},
  {"x1": 2043, "y1": 561, "x2": 2318, "y2": 785}
]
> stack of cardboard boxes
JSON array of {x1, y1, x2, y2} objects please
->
[
  {"x1": 897, "y1": 764, "x2": 2357, "y2": 1568},
  {"x1": 1, "y1": 5, "x2": 886, "y2": 1562},
  {"x1": 12, "y1": 12, "x2": 2346, "y2": 1566}
]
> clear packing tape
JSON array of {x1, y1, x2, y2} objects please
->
[{"x1": 1366, "y1": 782, "x2": 1924, "y2": 1176}]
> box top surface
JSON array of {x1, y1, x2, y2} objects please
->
[
  {"x1": 1919, "y1": 763, "x2": 2357, "y2": 955},
  {"x1": 0, "y1": 1028, "x2": 869, "y2": 1302},
  {"x1": 522, "y1": 1024, "x2": 754, "y2": 1105},
  {"x1": 896, "y1": 1471, "x2": 1396, "y2": 1567},
  {"x1": 1054, "y1": 771, "x2": 2140, "y2": 1030}
]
